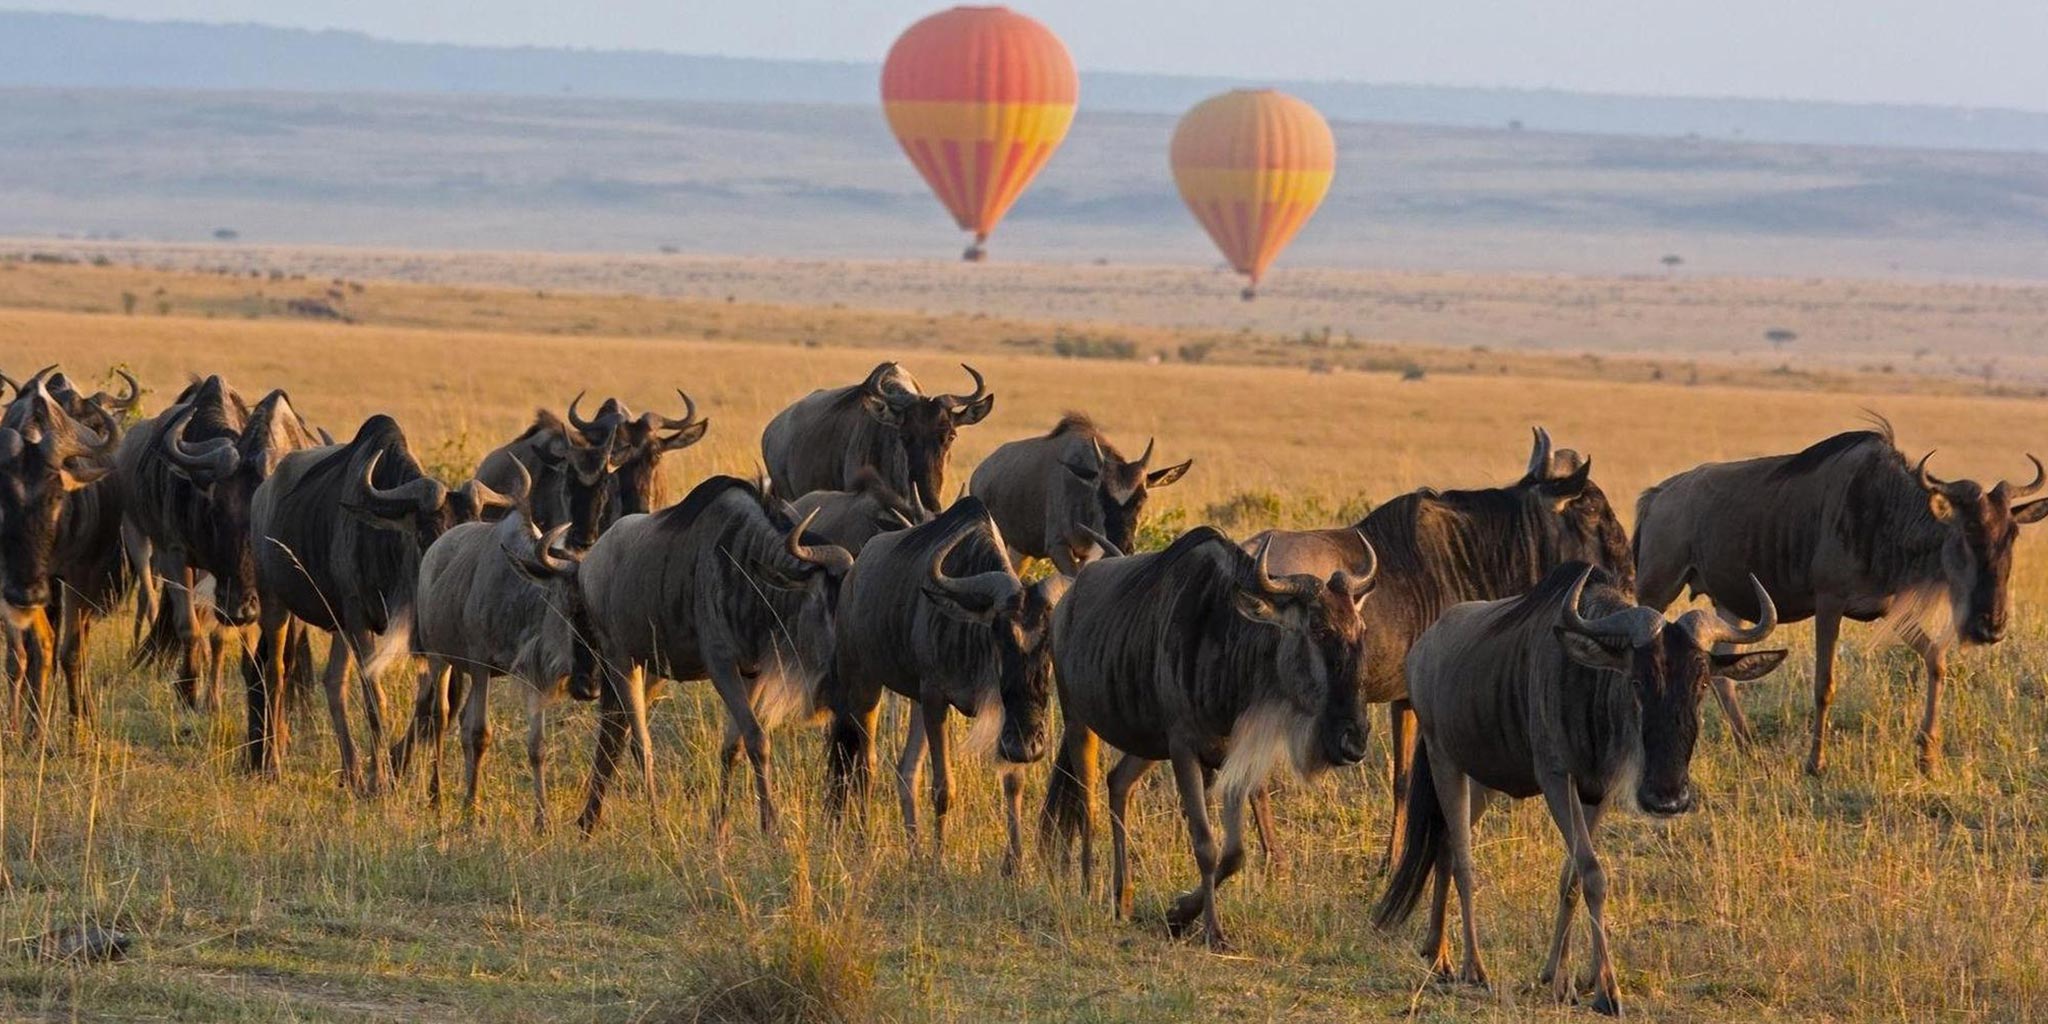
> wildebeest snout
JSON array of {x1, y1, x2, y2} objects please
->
[
  {"x1": 3, "y1": 581, "x2": 49, "y2": 611},
  {"x1": 1637, "y1": 785, "x2": 1694, "y2": 817},
  {"x1": 1324, "y1": 716, "x2": 1369, "y2": 767}
]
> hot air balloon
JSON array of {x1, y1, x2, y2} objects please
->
[
  {"x1": 1170, "y1": 89, "x2": 1335, "y2": 300},
  {"x1": 881, "y1": 6, "x2": 1078, "y2": 261}
]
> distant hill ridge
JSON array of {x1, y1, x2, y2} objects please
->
[{"x1": 6, "y1": 9, "x2": 2048, "y2": 154}]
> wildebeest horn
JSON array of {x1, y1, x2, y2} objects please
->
[
  {"x1": 786, "y1": 508, "x2": 855, "y2": 575},
  {"x1": 1245, "y1": 534, "x2": 1320, "y2": 600},
  {"x1": 163, "y1": 404, "x2": 241, "y2": 482},
  {"x1": 941, "y1": 363, "x2": 989, "y2": 409},
  {"x1": 67, "y1": 397, "x2": 121, "y2": 453},
  {"x1": 1915, "y1": 451, "x2": 1952, "y2": 492},
  {"x1": 356, "y1": 451, "x2": 448, "y2": 517},
  {"x1": 534, "y1": 523, "x2": 582, "y2": 573},
  {"x1": 0, "y1": 370, "x2": 16, "y2": 397},
  {"x1": 925, "y1": 526, "x2": 1021, "y2": 613},
  {"x1": 469, "y1": 456, "x2": 532, "y2": 511},
  {"x1": 638, "y1": 388, "x2": 698, "y2": 431},
  {"x1": 20, "y1": 365, "x2": 59, "y2": 397},
  {"x1": 1130, "y1": 436, "x2": 1155, "y2": 471},
  {"x1": 1527, "y1": 426, "x2": 1553, "y2": 479},
  {"x1": 1560, "y1": 567, "x2": 1640, "y2": 641},
  {"x1": 1071, "y1": 524, "x2": 1124, "y2": 561},
  {"x1": 1715, "y1": 575, "x2": 1778, "y2": 647},
  {"x1": 2000, "y1": 454, "x2": 2045, "y2": 500},
  {"x1": 860, "y1": 362, "x2": 897, "y2": 395},
  {"x1": 317, "y1": 426, "x2": 335, "y2": 446},
  {"x1": 88, "y1": 368, "x2": 141, "y2": 413},
  {"x1": 887, "y1": 507, "x2": 917, "y2": 530},
  {"x1": 1333, "y1": 531, "x2": 1378, "y2": 598},
  {"x1": 566, "y1": 391, "x2": 601, "y2": 436}
]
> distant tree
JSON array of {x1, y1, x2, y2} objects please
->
[
  {"x1": 1507, "y1": 119, "x2": 1524, "y2": 132},
  {"x1": 1765, "y1": 328, "x2": 1798, "y2": 350},
  {"x1": 1660, "y1": 254, "x2": 1684, "y2": 273},
  {"x1": 120, "y1": 291, "x2": 137, "y2": 316},
  {"x1": 213, "y1": 228, "x2": 239, "y2": 241}
]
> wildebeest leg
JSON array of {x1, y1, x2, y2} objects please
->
[
  {"x1": 1163, "y1": 747, "x2": 1228, "y2": 949},
  {"x1": 1540, "y1": 798, "x2": 1608, "y2": 1003},
  {"x1": 1806, "y1": 603, "x2": 1844, "y2": 775},
  {"x1": 1421, "y1": 856, "x2": 1454, "y2": 977},
  {"x1": 246, "y1": 601, "x2": 293, "y2": 775},
  {"x1": 169, "y1": 564, "x2": 205, "y2": 710},
  {"x1": 1000, "y1": 767, "x2": 1025, "y2": 878},
  {"x1": 525, "y1": 684, "x2": 549, "y2": 833},
  {"x1": 390, "y1": 659, "x2": 438, "y2": 782},
  {"x1": 58, "y1": 594, "x2": 94, "y2": 732},
  {"x1": 1106, "y1": 752, "x2": 1152, "y2": 920},
  {"x1": 1383, "y1": 699, "x2": 1418, "y2": 871},
  {"x1": 713, "y1": 715, "x2": 744, "y2": 841},
  {"x1": 424, "y1": 660, "x2": 453, "y2": 804},
  {"x1": 348, "y1": 629, "x2": 395, "y2": 796},
  {"x1": 1430, "y1": 746, "x2": 1487, "y2": 988},
  {"x1": 577, "y1": 666, "x2": 633, "y2": 834},
  {"x1": 459, "y1": 667, "x2": 491, "y2": 813},
  {"x1": 921, "y1": 697, "x2": 956, "y2": 862},
  {"x1": 622, "y1": 667, "x2": 657, "y2": 818},
  {"x1": 320, "y1": 632, "x2": 362, "y2": 792},
  {"x1": 706, "y1": 662, "x2": 773, "y2": 832},
  {"x1": 1705, "y1": 605, "x2": 1758, "y2": 751},
  {"x1": 1541, "y1": 778, "x2": 1615, "y2": 1014},
  {"x1": 895, "y1": 710, "x2": 927, "y2": 843},
  {"x1": 2, "y1": 623, "x2": 21, "y2": 729},
  {"x1": 1249, "y1": 787, "x2": 1284, "y2": 871},
  {"x1": 18, "y1": 607, "x2": 54, "y2": 740},
  {"x1": 1908, "y1": 630, "x2": 1948, "y2": 775}
]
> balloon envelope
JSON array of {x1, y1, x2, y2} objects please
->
[
  {"x1": 882, "y1": 6, "x2": 1078, "y2": 260},
  {"x1": 1170, "y1": 89, "x2": 1335, "y2": 296}
]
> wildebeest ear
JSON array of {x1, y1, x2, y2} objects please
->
[
  {"x1": 1146, "y1": 459, "x2": 1193, "y2": 488},
  {"x1": 861, "y1": 392, "x2": 906, "y2": 429},
  {"x1": 2015, "y1": 499, "x2": 2048, "y2": 525},
  {"x1": 659, "y1": 418, "x2": 710, "y2": 452},
  {"x1": 952, "y1": 393, "x2": 995, "y2": 426},
  {"x1": 1554, "y1": 626, "x2": 1628, "y2": 671},
  {"x1": 1712, "y1": 649, "x2": 1789, "y2": 682},
  {"x1": 1537, "y1": 458, "x2": 1594, "y2": 509},
  {"x1": 1232, "y1": 591, "x2": 1304, "y2": 632},
  {"x1": 1927, "y1": 491, "x2": 1956, "y2": 522},
  {"x1": 920, "y1": 582, "x2": 999, "y2": 624},
  {"x1": 59, "y1": 458, "x2": 115, "y2": 491}
]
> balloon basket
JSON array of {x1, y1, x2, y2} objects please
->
[
  {"x1": 962, "y1": 242, "x2": 987, "y2": 262},
  {"x1": 1240, "y1": 286, "x2": 1258, "y2": 302}
]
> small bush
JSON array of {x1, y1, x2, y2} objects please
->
[{"x1": 1400, "y1": 363, "x2": 1427, "y2": 382}]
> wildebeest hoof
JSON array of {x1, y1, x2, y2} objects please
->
[
  {"x1": 1590, "y1": 990, "x2": 1621, "y2": 1016},
  {"x1": 1163, "y1": 890, "x2": 1205, "y2": 935}
]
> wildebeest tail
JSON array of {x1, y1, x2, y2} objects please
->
[
  {"x1": 1631, "y1": 483, "x2": 1666, "y2": 570},
  {"x1": 824, "y1": 705, "x2": 873, "y2": 819},
  {"x1": 130, "y1": 597, "x2": 186, "y2": 670},
  {"x1": 1038, "y1": 723, "x2": 1097, "y2": 856},
  {"x1": 1372, "y1": 743, "x2": 1444, "y2": 930}
]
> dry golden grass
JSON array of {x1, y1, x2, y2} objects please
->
[{"x1": 3, "y1": 281, "x2": 2048, "y2": 1022}]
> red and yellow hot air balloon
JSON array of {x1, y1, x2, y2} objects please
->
[
  {"x1": 1170, "y1": 89, "x2": 1335, "y2": 299},
  {"x1": 881, "y1": 6, "x2": 1078, "y2": 261}
]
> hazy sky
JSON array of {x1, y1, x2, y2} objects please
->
[{"x1": 18, "y1": 0, "x2": 2048, "y2": 111}]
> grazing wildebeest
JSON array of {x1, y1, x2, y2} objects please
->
[
  {"x1": 824, "y1": 497, "x2": 1088, "y2": 873},
  {"x1": 1247, "y1": 428, "x2": 1633, "y2": 861},
  {"x1": 1041, "y1": 527, "x2": 1375, "y2": 948},
  {"x1": 761, "y1": 362, "x2": 993, "y2": 513},
  {"x1": 571, "y1": 476, "x2": 853, "y2": 833},
  {"x1": 0, "y1": 376, "x2": 127, "y2": 732},
  {"x1": 115, "y1": 375, "x2": 321, "y2": 709},
  {"x1": 969, "y1": 414, "x2": 1192, "y2": 574},
  {"x1": 1374, "y1": 564, "x2": 1784, "y2": 1015},
  {"x1": 1634, "y1": 418, "x2": 2048, "y2": 775},
  {"x1": 475, "y1": 408, "x2": 624, "y2": 550},
  {"x1": 248, "y1": 414, "x2": 520, "y2": 786},
  {"x1": 787, "y1": 469, "x2": 926, "y2": 553},
  {"x1": 394, "y1": 497, "x2": 602, "y2": 829},
  {"x1": 564, "y1": 390, "x2": 710, "y2": 521}
]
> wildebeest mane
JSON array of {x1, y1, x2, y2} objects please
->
[
  {"x1": 1486, "y1": 561, "x2": 1627, "y2": 635},
  {"x1": 1770, "y1": 416, "x2": 1898, "y2": 482},
  {"x1": 276, "y1": 415, "x2": 423, "y2": 630},
  {"x1": 511, "y1": 409, "x2": 569, "y2": 444},
  {"x1": 891, "y1": 496, "x2": 1007, "y2": 576},
  {"x1": 1360, "y1": 487, "x2": 1559, "y2": 625}
]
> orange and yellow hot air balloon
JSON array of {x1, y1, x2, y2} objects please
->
[
  {"x1": 881, "y1": 6, "x2": 1078, "y2": 261},
  {"x1": 1170, "y1": 89, "x2": 1335, "y2": 299}
]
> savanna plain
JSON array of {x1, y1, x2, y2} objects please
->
[{"x1": 3, "y1": 255, "x2": 2047, "y2": 1022}]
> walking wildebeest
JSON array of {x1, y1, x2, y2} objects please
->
[
  {"x1": 761, "y1": 362, "x2": 993, "y2": 514},
  {"x1": 1634, "y1": 417, "x2": 2048, "y2": 775},
  {"x1": 571, "y1": 476, "x2": 853, "y2": 833},
  {"x1": 1041, "y1": 527, "x2": 1375, "y2": 948},
  {"x1": 824, "y1": 497, "x2": 1089, "y2": 873},
  {"x1": 969, "y1": 414, "x2": 1192, "y2": 574},
  {"x1": 787, "y1": 469, "x2": 926, "y2": 553},
  {"x1": 0, "y1": 375, "x2": 127, "y2": 732},
  {"x1": 1374, "y1": 563, "x2": 1784, "y2": 1015},
  {"x1": 476, "y1": 408, "x2": 625, "y2": 550},
  {"x1": 563, "y1": 390, "x2": 710, "y2": 521},
  {"x1": 1248, "y1": 428, "x2": 1633, "y2": 862},
  {"x1": 248, "y1": 414, "x2": 521, "y2": 786},
  {"x1": 393, "y1": 497, "x2": 602, "y2": 830},
  {"x1": 116, "y1": 375, "x2": 322, "y2": 710}
]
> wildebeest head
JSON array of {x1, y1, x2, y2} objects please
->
[
  {"x1": 567, "y1": 389, "x2": 710, "y2": 516},
  {"x1": 161, "y1": 386, "x2": 315, "y2": 624},
  {"x1": 1915, "y1": 452, "x2": 2048, "y2": 645},
  {"x1": 1555, "y1": 567, "x2": 1785, "y2": 817},
  {"x1": 1232, "y1": 533, "x2": 1378, "y2": 769},
  {"x1": 1515, "y1": 427, "x2": 1634, "y2": 589},
  {"x1": 0, "y1": 382, "x2": 118, "y2": 613},
  {"x1": 858, "y1": 363, "x2": 994, "y2": 513},
  {"x1": 1048, "y1": 416, "x2": 1193, "y2": 556},
  {"x1": 342, "y1": 417, "x2": 525, "y2": 544},
  {"x1": 505, "y1": 522, "x2": 604, "y2": 702},
  {"x1": 918, "y1": 518, "x2": 1097, "y2": 764}
]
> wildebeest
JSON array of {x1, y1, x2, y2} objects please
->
[
  {"x1": 1248, "y1": 428, "x2": 1633, "y2": 860},
  {"x1": 761, "y1": 362, "x2": 993, "y2": 513},
  {"x1": 115, "y1": 375, "x2": 322, "y2": 709},
  {"x1": 564, "y1": 390, "x2": 710, "y2": 521},
  {"x1": 1634, "y1": 417, "x2": 2048, "y2": 775},
  {"x1": 248, "y1": 414, "x2": 521, "y2": 786},
  {"x1": 475, "y1": 408, "x2": 625, "y2": 550},
  {"x1": 969, "y1": 414, "x2": 1192, "y2": 574},
  {"x1": 393, "y1": 498, "x2": 600, "y2": 830},
  {"x1": 824, "y1": 497, "x2": 1083, "y2": 873},
  {"x1": 787, "y1": 469, "x2": 926, "y2": 553},
  {"x1": 1374, "y1": 563, "x2": 1784, "y2": 1015},
  {"x1": 571, "y1": 476, "x2": 853, "y2": 833},
  {"x1": 1041, "y1": 527, "x2": 1375, "y2": 948},
  {"x1": 0, "y1": 372, "x2": 127, "y2": 732}
]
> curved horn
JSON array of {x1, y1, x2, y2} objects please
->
[
  {"x1": 0, "y1": 370, "x2": 17, "y2": 398},
  {"x1": 2001, "y1": 454, "x2": 2045, "y2": 500},
  {"x1": 163, "y1": 404, "x2": 240, "y2": 482},
  {"x1": 887, "y1": 507, "x2": 917, "y2": 530},
  {"x1": 943, "y1": 363, "x2": 988, "y2": 408},
  {"x1": 65, "y1": 397, "x2": 120, "y2": 455},
  {"x1": 860, "y1": 362, "x2": 897, "y2": 395},
  {"x1": 1527, "y1": 426, "x2": 1553, "y2": 479},
  {"x1": 925, "y1": 526, "x2": 1020, "y2": 611},
  {"x1": 1559, "y1": 566, "x2": 1640, "y2": 640},
  {"x1": 534, "y1": 523, "x2": 582, "y2": 574},
  {"x1": 1715, "y1": 575, "x2": 1779, "y2": 647},
  {"x1": 356, "y1": 451, "x2": 447, "y2": 517},
  {"x1": 1338, "y1": 531, "x2": 1379, "y2": 598},
  {"x1": 1915, "y1": 451, "x2": 1951, "y2": 492},
  {"x1": 1071, "y1": 524, "x2": 1124, "y2": 561},
  {"x1": 566, "y1": 390, "x2": 601, "y2": 436},
  {"x1": 1245, "y1": 534, "x2": 1319, "y2": 600},
  {"x1": 20, "y1": 365, "x2": 58, "y2": 396},
  {"x1": 1131, "y1": 436, "x2": 1156, "y2": 471},
  {"x1": 470, "y1": 456, "x2": 532, "y2": 510},
  {"x1": 639, "y1": 388, "x2": 699, "y2": 431},
  {"x1": 786, "y1": 508, "x2": 854, "y2": 575},
  {"x1": 88, "y1": 368, "x2": 141, "y2": 413}
]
